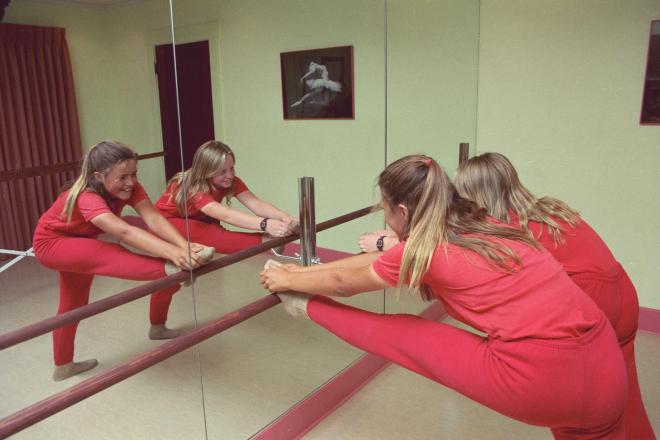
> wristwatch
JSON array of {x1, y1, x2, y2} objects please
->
[
  {"x1": 260, "y1": 218, "x2": 269, "y2": 232},
  {"x1": 376, "y1": 235, "x2": 386, "y2": 251}
]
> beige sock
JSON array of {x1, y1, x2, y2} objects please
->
[
  {"x1": 263, "y1": 260, "x2": 310, "y2": 318},
  {"x1": 149, "y1": 324, "x2": 184, "y2": 340},
  {"x1": 276, "y1": 291, "x2": 311, "y2": 319},
  {"x1": 195, "y1": 245, "x2": 215, "y2": 264},
  {"x1": 164, "y1": 262, "x2": 193, "y2": 286},
  {"x1": 53, "y1": 359, "x2": 99, "y2": 381}
]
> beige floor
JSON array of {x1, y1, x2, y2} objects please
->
[{"x1": 0, "y1": 255, "x2": 658, "y2": 439}]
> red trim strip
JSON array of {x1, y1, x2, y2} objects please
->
[{"x1": 639, "y1": 306, "x2": 660, "y2": 334}]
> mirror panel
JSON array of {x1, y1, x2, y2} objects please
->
[
  {"x1": 385, "y1": 0, "x2": 480, "y2": 315},
  {"x1": 169, "y1": 0, "x2": 386, "y2": 436},
  {"x1": 0, "y1": 0, "x2": 204, "y2": 437}
]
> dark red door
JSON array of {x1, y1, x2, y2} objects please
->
[{"x1": 155, "y1": 40, "x2": 215, "y2": 180}]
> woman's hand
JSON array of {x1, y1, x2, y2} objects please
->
[
  {"x1": 168, "y1": 246, "x2": 202, "y2": 271},
  {"x1": 282, "y1": 215, "x2": 299, "y2": 234},
  {"x1": 260, "y1": 266, "x2": 292, "y2": 293},
  {"x1": 265, "y1": 219, "x2": 291, "y2": 237}
]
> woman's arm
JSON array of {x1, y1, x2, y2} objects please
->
[
  {"x1": 358, "y1": 230, "x2": 400, "y2": 253},
  {"x1": 260, "y1": 262, "x2": 388, "y2": 297},
  {"x1": 285, "y1": 252, "x2": 381, "y2": 273},
  {"x1": 134, "y1": 199, "x2": 188, "y2": 248},
  {"x1": 91, "y1": 212, "x2": 200, "y2": 270},
  {"x1": 236, "y1": 191, "x2": 296, "y2": 223},
  {"x1": 200, "y1": 200, "x2": 291, "y2": 237}
]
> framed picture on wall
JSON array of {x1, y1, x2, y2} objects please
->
[{"x1": 280, "y1": 45, "x2": 354, "y2": 120}]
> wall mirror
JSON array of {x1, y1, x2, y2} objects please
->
[
  {"x1": 168, "y1": 0, "x2": 386, "y2": 437},
  {"x1": 0, "y1": 0, "x2": 206, "y2": 437},
  {"x1": 0, "y1": 0, "x2": 481, "y2": 438}
]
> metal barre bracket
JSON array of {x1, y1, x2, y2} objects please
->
[{"x1": 270, "y1": 176, "x2": 321, "y2": 267}]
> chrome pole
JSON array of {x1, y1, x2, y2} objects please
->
[{"x1": 298, "y1": 177, "x2": 317, "y2": 266}]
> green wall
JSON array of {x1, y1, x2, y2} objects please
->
[
  {"x1": 477, "y1": 0, "x2": 660, "y2": 308},
  {"x1": 10, "y1": 0, "x2": 654, "y2": 309}
]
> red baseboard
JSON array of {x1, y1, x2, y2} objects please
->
[{"x1": 639, "y1": 307, "x2": 660, "y2": 334}]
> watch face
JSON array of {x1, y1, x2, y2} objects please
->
[{"x1": 377, "y1": 236, "x2": 384, "y2": 251}]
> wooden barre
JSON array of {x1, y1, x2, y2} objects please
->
[
  {"x1": 0, "y1": 294, "x2": 281, "y2": 438},
  {"x1": 0, "y1": 151, "x2": 165, "y2": 183},
  {"x1": 0, "y1": 205, "x2": 374, "y2": 351}
]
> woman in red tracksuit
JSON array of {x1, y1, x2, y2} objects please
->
[
  {"x1": 155, "y1": 140, "x2": 297, "y2": 254},
  {"x1": 261, "y1": 154, "x2": 628, "y2": 439},
  {"x1": 454, "y1": 152, "x2": 654, "y2": 439},
  {"x1": 33, "y1": 140, "x2": 209, "y2": 381}
]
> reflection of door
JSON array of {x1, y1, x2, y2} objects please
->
[{"x1": 155, "y1": 40, "x2": 215, "y2": 180}]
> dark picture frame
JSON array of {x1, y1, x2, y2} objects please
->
[
  {"x1": 640, "y1": 20, "x2": 660, "y2": 125},
  {"x1": 280, "y1": 45, "x2": 354, "y2": 120}
]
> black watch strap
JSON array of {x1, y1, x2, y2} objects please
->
[
  {"x1": 260, "y1": 218, "x2": 269, "y2": 231},
  {"x1": 376, "y1": 235, "x2": 386, "y2": 251}
]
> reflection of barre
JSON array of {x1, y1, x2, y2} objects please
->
[
  {"x1": 0, "y1": 206, "x2": 373, "y2": 351},
  {"x1": 0, "y1": 294, "x2": 282, "y2": 438},
  {"x1": 0, "y1": 205, "x2": 374, "y2": 437},
  {"x1": 0, "y1": 247, "x2": 35, "y2": 274}
]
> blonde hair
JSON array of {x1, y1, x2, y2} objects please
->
[
  {"x1": 167, "y1": 140, "x2": 236, "y2": 215},
  {"x1": 454, "y1": 152, "x2": 580, "y2": 244},
  {"x1": 62, "y1": 140, "x2": 137, "y2": 222},
  {"x1": 378, "y1": 155, "x2": 539, "y2": 301}
]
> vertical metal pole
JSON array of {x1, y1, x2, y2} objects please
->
[
  {"x1": 459, "y1": 143, "x2": 470, "y2": 165},
  {"x1": 298, "y1": 177, "x2": 317, "y2": 266}
]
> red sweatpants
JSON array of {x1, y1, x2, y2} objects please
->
[
  {"x1": 33, "y1": 235, "x2": 180, "y2": 365},
  {"x1": 165, "y1": 217, "x2": 262, "y2": 254},
  {"x1": 572, "y1": 266, "x2": 655, "y2": 439},
  {"x1": 307, "y1": 296, "x2": 628, "y2": 439}
]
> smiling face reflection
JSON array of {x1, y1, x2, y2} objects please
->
[
  {"x1": 210, "y1": 154, "x2": 235, "y2": 189},
  {"x1": 96, "y1": 159, "x2": 138, "y2": 200}
]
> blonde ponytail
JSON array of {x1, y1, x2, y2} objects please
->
[
  {"x1": 380, "y1": 155, "x2": 538, "y2": 301},
  {"x1": 455, "y1": 152, "x2": 580, "y2": 244}
]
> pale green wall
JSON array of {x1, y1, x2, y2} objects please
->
[
  {"x1": 477, "y1": 0, "x2": 660, "y2": 308},
  {"x1": 387, "y1": 0, "x2": 480, "y2": 169},
  {"x1": 170, "y1": 0, "x2": 388, "y2": 252},
  {"x1": 168, "y1": 0, "x2": 480, "y2": 252}
]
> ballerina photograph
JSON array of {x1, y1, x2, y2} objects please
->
[{"x1": 280, "y1": 45, "x2": 354, "y2": 119}]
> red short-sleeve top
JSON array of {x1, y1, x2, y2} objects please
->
[
  {"x1": 155, "y1": 177, "x2": 249, "y2": 221},
  {"x1": 509, "y1": 211, "x2": 618, "y2": 276},
  {"x1": 34, "y1": 182, "x2": 150, "y2": 239},
  {"x1": 372, "y1": 236, "x2": 602, "y2": 341}
]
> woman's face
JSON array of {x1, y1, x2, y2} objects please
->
[
  {"x1": 210, "y1": 155, "x2": 235, "y2": 189},
  {"x1": 381, "y1": 191, "x2": 408, "y2": 239},
  {"x1": 97, "y1": 159, "x2": 138, "y2": 200}
]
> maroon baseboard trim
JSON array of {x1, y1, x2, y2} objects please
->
[{"x1": 639, "y1": 307, "x2": 660, "y2": 334}]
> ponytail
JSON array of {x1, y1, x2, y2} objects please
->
[
  {"x1": 455, "y1": 152, "x2": 580, "y2": 244},
  {"x1": 380, "y1": 155, "x2": 539, "y2": 301}
]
